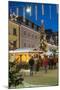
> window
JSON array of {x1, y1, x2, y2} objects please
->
[
  {"x1": 29, "y1": 22, "x2": 31, "y2": 28},
  {"x1": 13, "y1": 41, "x2": 16, "y2": 49},
  {"x1": 24, "y1": 43, "x2": 26, "y2": 47},
  {"x1": 35, "y1": 35, "x2": 37, "y2": 39},
  {"x1": 32, "y1": 45, "x2": 34, "y2": 48},
  {"x1": 34, "y1": 25, "x2": 37, "y2": 31},
  {"x1": 32, "y1": 23, "x2": 34, "y2": 29},
  {"x1": 37, "y1": 26, "x2": 39, "y2": 31},
  {"x1": 28, "y1": 32, "x2": 30, "y2": 37},
  {"x1": 29, "y1": 44, "x2": 30, "y2": 47},
  {"x1": 13, "y1": 28, "x2": 16, "y2": 35},
  {"x1": 24, "y1": 31, "x2": 26, "y2": 35},
  {"x1": 25, "y1": 19, "x2": 29, "y2": 25},
  {"x1": 32, "y1": 34, "x2": 34, "y2": 38}
]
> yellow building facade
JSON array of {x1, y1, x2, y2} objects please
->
[{"x1": 9, "y1": 20, "x2": 20, "y2": 50}]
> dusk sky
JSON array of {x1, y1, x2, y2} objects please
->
[{"x1": 9, "y1": 1, "x2": 58, "y2": 32}]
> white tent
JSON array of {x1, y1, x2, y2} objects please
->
[{"x1": 9, "y1": 48, "x2": 43, "y2": 53}]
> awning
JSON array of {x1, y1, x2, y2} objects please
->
[{"x1": 9, "y1": 48, "x2": 43, "y2": 53}]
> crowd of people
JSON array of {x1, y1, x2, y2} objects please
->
[
  {"x1": 28, "y1": 54, "x2": 58, "y2": 76},
  {"x1": 13, "y1": 53, "x2": 58, "y2": 76}
]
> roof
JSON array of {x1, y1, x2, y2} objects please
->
[
  {"x1": 9, "y1": 48, "x2": 43, "y2": 53},
  {"x1": 9, "y1": 15, "x2": 40, "y2": 27}
]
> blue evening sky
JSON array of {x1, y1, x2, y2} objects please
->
[{"x1": 9, "y1": 1, "x2": 58, "y2": 32}]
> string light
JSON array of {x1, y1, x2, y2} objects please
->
[
  {"x1": 56, "y1": 4, "x2": 59, "y2": 14},
  {"x1": 23, "y1": 7, "x2": 25, "y2": 22},
  {"x1": 26, "y1": 6, "x2": 31, "y2": 16},
  {"x1": 16, "y1": 8, "x2": 19, "y2": 17},
  {"x1": 49, "y1": 5, "x2": 51, "y2": 20},
  {"x1": 35, "y1": 5, "x2": 37, "y2": 21},
  {"x1": 42, "y1": 4, "x2": 44, "y2": 16}
]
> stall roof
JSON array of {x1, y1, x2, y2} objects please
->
[{"x1": 9, "y1": 48, "x2": 43, "y2": 53}]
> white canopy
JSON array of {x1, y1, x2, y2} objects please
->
[{"x1": 9, "y1": 48, "x2": 43, "y2": 53}]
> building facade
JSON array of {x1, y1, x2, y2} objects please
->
[
  {"x1": 20, "y1": 25, "x2": 40, "y2": 48},
  {"x1": 9, "y1": 20, "x2": 20, "y2": 50},
  {"x1": 9, "y1": 19, "x2": 40, "y2": 50}
]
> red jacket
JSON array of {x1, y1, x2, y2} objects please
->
[{"x1": 43, "y1": 59, "x2": 48, "y2": 66}]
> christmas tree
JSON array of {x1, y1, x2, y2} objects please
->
[{"x1": 9, "y1": 60, "x2": 24, "y2": 88}]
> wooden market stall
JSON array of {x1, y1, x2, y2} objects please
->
[{"x1": 9, "y1": 48, "x2": 43, "y2": 63}]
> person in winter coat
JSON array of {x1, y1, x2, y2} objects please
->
[
  {"x1": 43, "y1": 55, "x2": 48, "y2": 73},
  {"x1": 29, "y1": 56, "x2": 34, "y2": 76},
  {"x1": 36, "y1": 59, "x2": 40, "y2": 72}
]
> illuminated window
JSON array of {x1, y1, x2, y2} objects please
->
[{"x1": 32, "y1": 23, "x2": 34, "y2": 29}]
